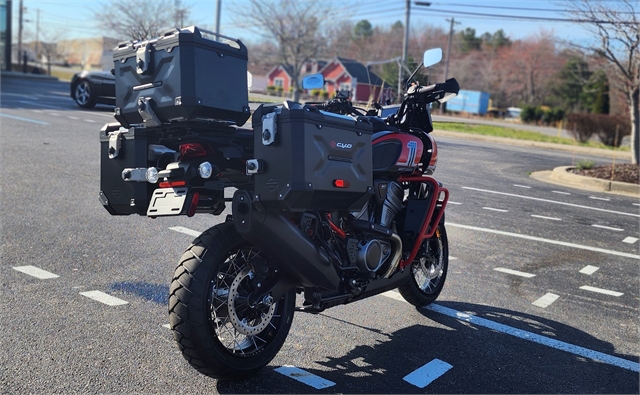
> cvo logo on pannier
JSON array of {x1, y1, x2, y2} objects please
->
[{"x1": 331, "y1": 141, "x2": 353, "y2": 149}]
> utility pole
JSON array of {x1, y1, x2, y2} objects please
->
[
  {"x1": 398, "y1": 0, "x2": 410, "y2": 100},
  {"x1": 35, "y1": 9, "x2": 40, "y2": 65},
  {"x1": 215, "y1": 0, "x2": 222, "y2": 41},
  {"x1": 18, "y1": 0, "x2": 23, "y2": 71},
  {"x1": 442, "y1": 17, "x2": 459, "y2": 114},
  {"x1": 4, "y1": 0, "x2": 12, "y2": 71}
]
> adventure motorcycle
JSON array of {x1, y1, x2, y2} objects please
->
[{"x1": 99, "y1": 27, "x2": 459, "y2": 380}]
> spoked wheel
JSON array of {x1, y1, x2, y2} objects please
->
[
  {"x1": 169, "y1": 222, "x2": 296, "y2": 380},
  {"x1": 73, "y1": 80, "x2": 96, "y2": 108},
  {"x1": 398, "y1": 224, "x2": 448, "y2": 307}
]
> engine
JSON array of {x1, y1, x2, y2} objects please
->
[{"x1": 345, "y1": 180, "x2": 404, "y2": 274}]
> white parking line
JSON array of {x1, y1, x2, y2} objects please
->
[
  {"x1": 591, "y1": 224, "x2": 624, "y2": 232},
  {"x1": 13, "y1": 265, "x2": 59, "y2": 279},
  {"x1": 622, "y1": 236, "x2": 638, "y2": 244},
  {"x1": 494, "y1": 267, "x2": 536, "y2": 278},
  {"x1": 169, "y1": 226, "x2": 202, "y2": 237},
  {"x1": 163, "y1": 324, "x2": 171, "y2": 329},
  {"x1": 461, "y1": 187, "x2": 640, "y2": 218},
  {"x1": 482, "y1": 207, "x2": 509, "y2": 212},
  {"x1": 552, "y1": 191, "x2": 571, "y2": 195},
  {"x1": 589, "y1": 196, "x2": 611, "y2": 201},
  {"x1": 532, "y1": 293, "x2": 559, "y2": 308},
  {"x1": 380, "y1": 292, "x2": 640, "y2": 372},
  {"x1": 448, "y1": 201, "x2": 462, "y2": 205},
  {"x1": 448, "y1": 223, "x2": 640, "y2": 260},
  {"x1": 403, "y1": 359, "x2": 453, "y2": 388},
  {"x1": 579, "y1": 265, "x2": 599, "y2": 275},
  {"x1": 579, "y1": 286, "x2": 623, "y2": 297},
  {"x1": 633, "y1": 203, "x2": 640, "y2": 207},
  {"x1": 513, "y1": 184, "x2": 531, "y2": 189},
  {"x1": 68, "y1": 116, "x2": 79, "y2": 120},
  {"x1": 274, "y1": 366, "x2": 336, "y2": 389},
  {"x1": 85, "y1": 119, "x2": 96, "y2": 123},
  {"x1": 80, "y1": 291, "x2": 129, "y2": 306},
  {"x1": 531, "y1": 215, "x2": 561, "y2": 221}
]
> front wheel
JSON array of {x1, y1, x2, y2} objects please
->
[
  {"x1": 168, "y1": 222, "x2": 296, "y2": 380},
  {"x1": 398, "y1": 224, "x2": 448, "y2": 307},
  {"x1": 73, "y1": 80, "x2": 96, "y2": 108}
]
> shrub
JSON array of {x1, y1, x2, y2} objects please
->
[
  {"x1": 575, "y1": 159, "x2": 595, "y2": 170},
  {"x1": 321, "y1": 90, "x2": 329, "y2": 99},
  {"x1": 520, "y1": 106, "x2": 540, "y2": 123},
  {"x1": 310, "y1": 89, "x2": 322, "y2": 97},
  {"x1": 566, "y1": 113, "x2": 631, "y2": 146},
  {"x1": 541, "y1": 108, "x2": 565, "y2": 126}
]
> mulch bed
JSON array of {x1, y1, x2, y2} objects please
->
[{"x1": 571, "y1": 164, "x2": 639, "y2": 185}]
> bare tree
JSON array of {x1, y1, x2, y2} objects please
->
[
  {"x1": 246, "y1": 0, "x2": 329, "y2": 101},
  {"x1": 93, "y1": 0, "x2": 190, "y2": 41},
  {"x1": 564, "y1": 0, "x2": 640, "y2": 164}
]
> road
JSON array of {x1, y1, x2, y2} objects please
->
[{"x1": 1, "y1": 77, "x2": 638, "y2": 394}]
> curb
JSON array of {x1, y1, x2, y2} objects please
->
[{"x1": 530, "y1": 166, "x2": 640, "y2": 198}]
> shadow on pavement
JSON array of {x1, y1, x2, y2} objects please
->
[{"x1": 216, "y1": 301, "x2": 639, "y2": 394}]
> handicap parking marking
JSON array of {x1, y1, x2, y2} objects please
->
[{"x1": 274, "y1": 365, "x2": 336, "y2": 389}]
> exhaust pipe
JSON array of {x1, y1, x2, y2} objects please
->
[{"x1": 231, "y1": 190, "x2": 341, "y2": 291}]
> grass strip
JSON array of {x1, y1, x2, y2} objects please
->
[{"x1": 433, "y1": 122, "x2": 629, "y2": 152}]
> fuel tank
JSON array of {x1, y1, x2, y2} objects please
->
[{"x1": 372, "y1": 131, "x2": 438, "y2": 175}]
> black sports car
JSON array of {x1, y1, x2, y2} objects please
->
[{"x1": 70, "y1": 70, "x2": 115, "y2": 108}]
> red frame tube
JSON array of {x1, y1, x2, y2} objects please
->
[{"x1": 397, "y1": 176, "x2": 449, "y2": 269}]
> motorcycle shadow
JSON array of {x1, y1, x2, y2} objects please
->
[
  {"x1": 109, "y1": 281, "x2": 169, "y2": 305},
  {"x1": 216, "y1": 301, "x2": 639, "y2": 394}
]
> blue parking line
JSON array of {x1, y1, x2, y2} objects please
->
[
  {"x1": 403, "y1": 359, "x2": 453, "y2": 388},
  {"x1": 427, "y1": 304, "x2": 640, "y2": 373},
  {"x1": 0, "y1": 112, "x2": 49, "y2": 125},
  {"x1": 274, "y1": 365, "x2": 336, "y2": 389}
]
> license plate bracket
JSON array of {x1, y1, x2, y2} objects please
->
[{"x1": 147, "y1": 187, "x2": 188, "y2": 216}]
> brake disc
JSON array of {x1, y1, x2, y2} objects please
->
[{"x1": 228, "y1": 267, "x2": 276, "y2": 336}]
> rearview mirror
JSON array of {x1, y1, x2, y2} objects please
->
[
  {"x1": 423, "y1": 48, "x2": 443, "y2": 68},
  {"x1": 302, "y1": 73, "x2": 325, "y2": 90}
]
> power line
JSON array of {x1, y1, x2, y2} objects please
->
[
  {"x1": 430, "y1": 2, "x2": 637, "y2": 14},
  {"x1": 414, "y1": 8, "x2": 637, "y2": 24}
]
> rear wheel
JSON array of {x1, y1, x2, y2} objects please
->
[
  {"x1": 398, "y1": 224, "x2": 448, "y2": 307},
  {"x1": 169, "y1": 222, "x2": 296, "y2": 380}
]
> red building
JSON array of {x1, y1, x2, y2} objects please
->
[
  {"x1": 319, "y1": 57, "x2": 393, "y2": 104},
  {"x1": 266, "y1": 58, "x2": 393, "y2": 103}
]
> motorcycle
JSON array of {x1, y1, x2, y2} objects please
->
[{"x1": 99, "y1": 33, "x2": 459, "y2": 380}]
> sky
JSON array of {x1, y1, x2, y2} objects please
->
[{"x1": 11, "y1": 0, "x2": 610, "y2": 47}]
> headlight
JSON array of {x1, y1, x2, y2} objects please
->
[{"x1": 198, "y1": 162, "x2": 213, "y2": 179}]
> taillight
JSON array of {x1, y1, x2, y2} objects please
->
[
  {"x1": 179, "y1": 143, "x2": 208, "y2": 159},
  {"x1": 159, "y1": 180, "x2": 186, "y2": 188}
]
